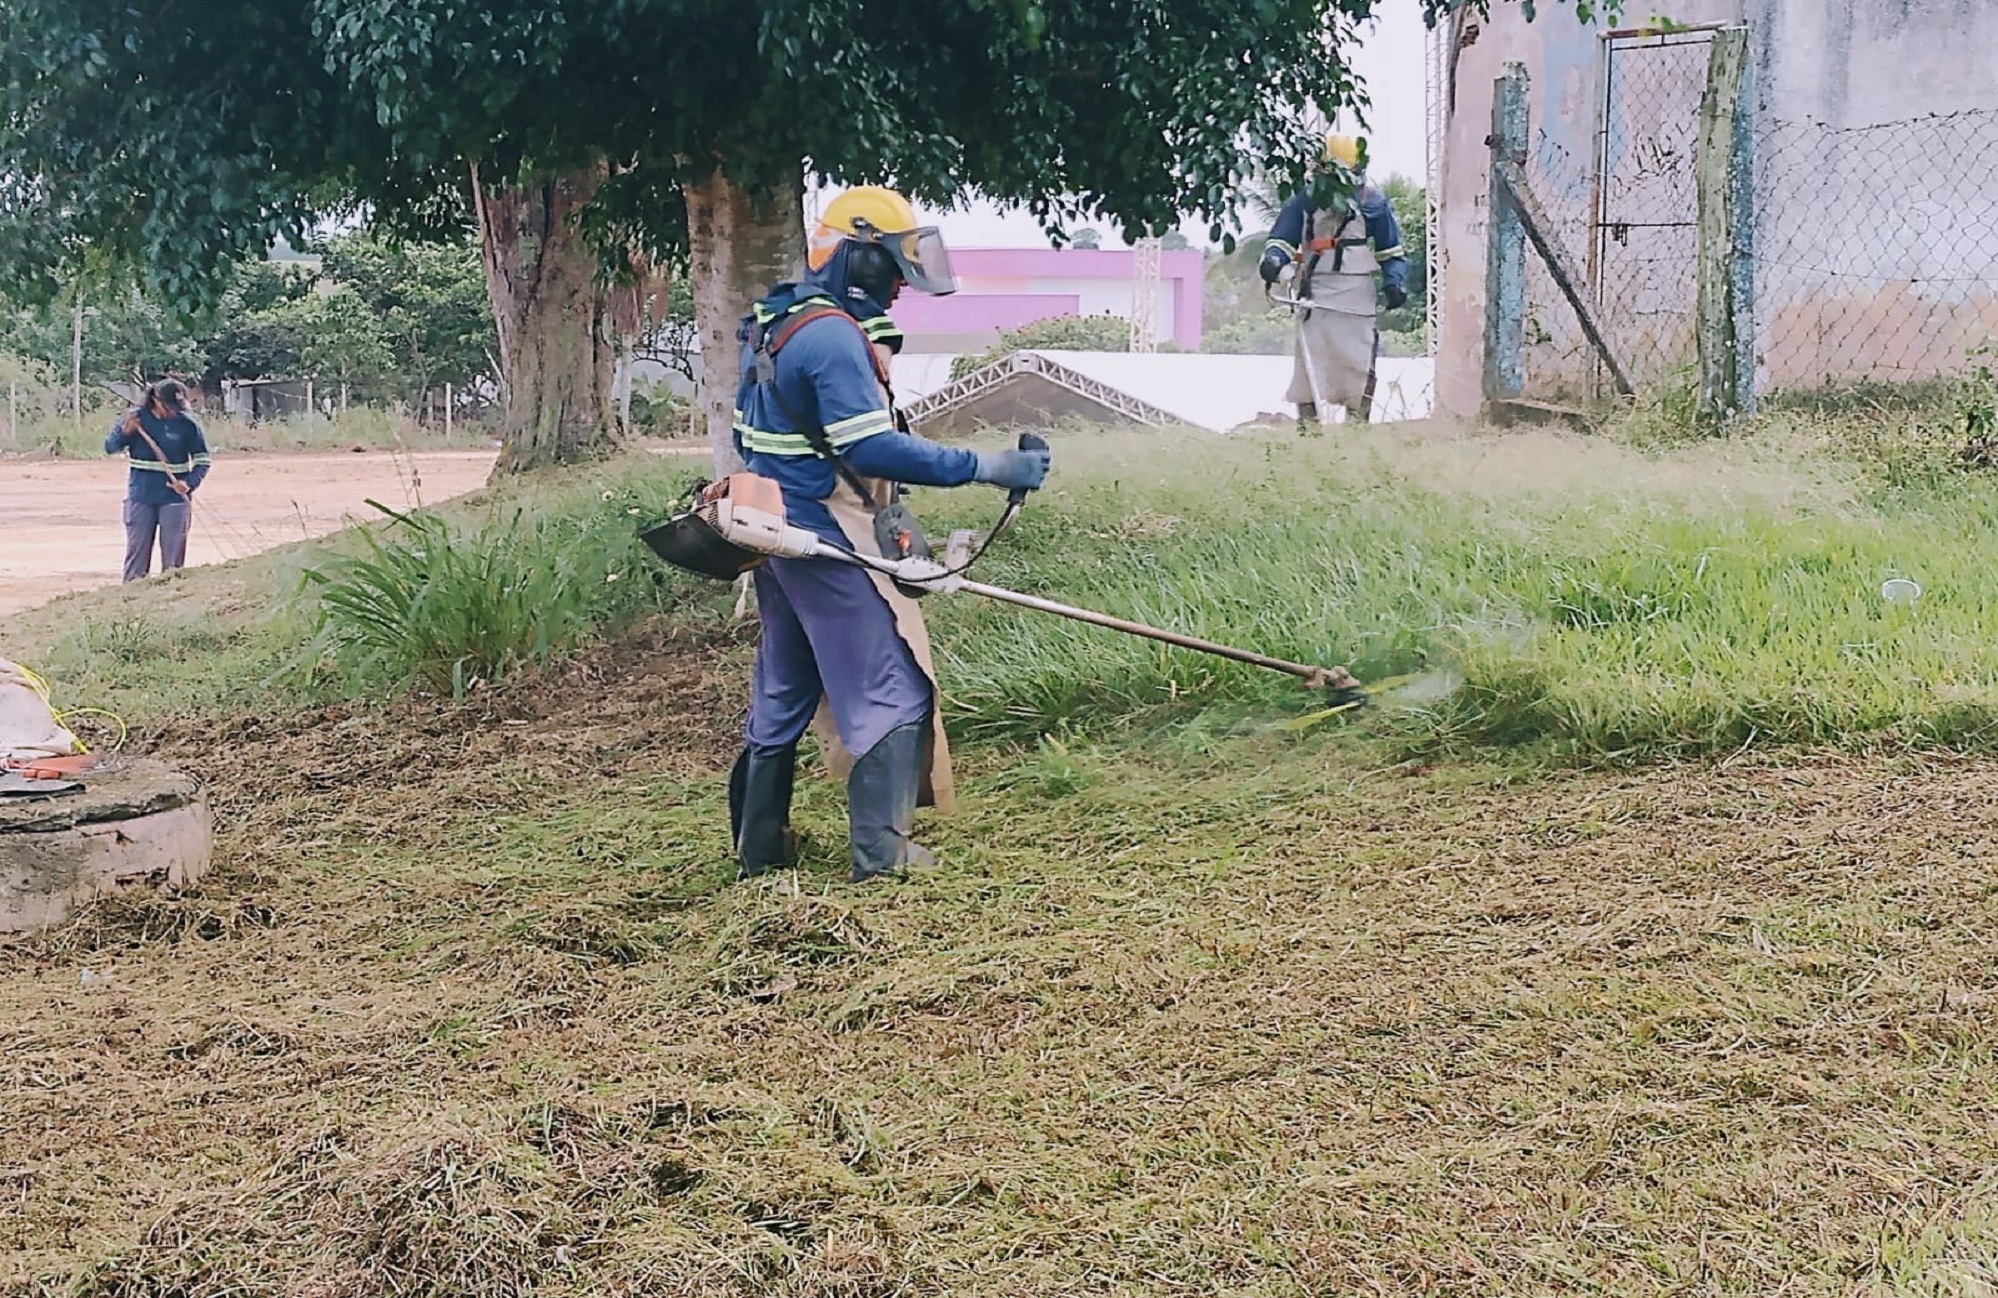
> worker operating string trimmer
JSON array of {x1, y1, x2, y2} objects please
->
[
  {"x1": 1257, "y1": 132, "x2": 1411, "y2": 430},
  {"x1": 644, "y1": 186, "x2": 1363, "y2": 888}
]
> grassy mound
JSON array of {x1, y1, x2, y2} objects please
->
[
  {"x1": 17, "y1": 415, "x2": 1998, "y2": 767},
  {"x1": 918, "y1": 420, "x2": 1998, "y2": 760}
]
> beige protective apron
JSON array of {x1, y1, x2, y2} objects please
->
[
  {"x1": 807, "y1": 472, "x2": 957, "y2": 816},
  {"x1": 1288, "y1": 202, "x2": 1381, "y2": 411}
]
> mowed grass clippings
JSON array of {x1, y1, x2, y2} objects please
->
[{"x1": 12, "y1": 658, "x2": 1998, "y2": 1295}]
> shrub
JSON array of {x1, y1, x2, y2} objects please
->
[
  {"x1": 627, "y1": 380, "x2": 692, "y2": 440},
  {"x1": 1201, "y1": 309, "x2": 1293, "y2": 355},
  {"x1": 297, "y1": 471, "x2": 698, "y2": 698},
  {"x1": 1378, "y1": 328, "x2": 1426, "y2": 358},
  {"x1": 1957, "y1": 342, "x2": 1998, "y2": 467},
  {"x1": 948, "y1": 314, "x2": 1130, "y2": 380}
]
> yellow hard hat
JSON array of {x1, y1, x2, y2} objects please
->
[
  {"x1": 809, "y1": 185, "x2": 958, "y2": 295},
  {"x1": 1321, "y1": 133, "x2": 1364, "y2": 171},
  {"x1": 814, "y1": 186, "x2": 921, "y2": 250}
]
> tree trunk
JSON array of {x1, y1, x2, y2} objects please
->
[
  {"x1": 473, "y1": 161, "x2": 618, "y2": 474},
  {"x1": 70, "y1": 289, "x2": 82, "y2": 431},
  {"x1": 684, "y1": 168, "x2": 805, "y2": 476},
  {"x1": 615, "y1": 330, "x2": 633, "y2": 436}
]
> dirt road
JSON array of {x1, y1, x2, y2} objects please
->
[{"x1": 0, "y1": 449, "x2": 498, "y2": 619}]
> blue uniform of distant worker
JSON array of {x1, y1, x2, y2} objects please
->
[
  {"x1": 726, "y1": 186, "x2": 1052, "y2": 886},
  {"x1": 104, "y1": 378, "x2": 210, "y2": 582},
  {"x1": 1259, "y1": 133, "x2": 1411, "y2": 425}
]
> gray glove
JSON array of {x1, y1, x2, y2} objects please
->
[{"x1": 973, "y1": 447, "x2": 1052, "y2": 491}]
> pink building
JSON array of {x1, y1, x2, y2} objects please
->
[{"x1": 889, "y1": 247, "x2": 1205, "y2": 354}]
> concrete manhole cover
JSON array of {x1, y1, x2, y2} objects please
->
[{"x1": 1, "y1": 757, "x2": 212, "y2": 933}]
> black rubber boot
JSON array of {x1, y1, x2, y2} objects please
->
[
  {"x1": 846, "y1": 723, "x2": 934, "y2": 884},
  {"x1": 728, "y1": 745, "x2": 798, "y2": 881}
]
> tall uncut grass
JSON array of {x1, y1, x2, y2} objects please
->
[
  {"x1": 920, "y1": 418, "x2": 1998, "y2": 759},
  {"x1": 297, "y1": 467, "x2": 700, "y2": 697},
  {"x1": 281, "y1": 406, "x2": 1998, "y2": 761}
]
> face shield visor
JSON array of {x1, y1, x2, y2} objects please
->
[{"x1": 883, "y1": 226, "x2": 957, "y2": 296}]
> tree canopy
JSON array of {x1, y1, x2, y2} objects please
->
[
  {"x1": 0, "y1": 0, "x2": 1585, "y2": 466},
  {"x1": 0, "y1": 2, "x2": 1384, "y2": 277}
]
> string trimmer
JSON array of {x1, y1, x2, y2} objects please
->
[{"x1": 641, "y1": 437, "x2": 1369, "y2": 708}]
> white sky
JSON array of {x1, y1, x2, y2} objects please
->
[{"x1": 833, "y1": 0, "x2": 1430, "y2": 249}]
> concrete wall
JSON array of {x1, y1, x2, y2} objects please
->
[
  {"x1": 890, "y1": 248, "x2": 1205, "y2": 354},
  {"x1": 1437, "y1": 0, "x2": 1998, "y2": 416}
]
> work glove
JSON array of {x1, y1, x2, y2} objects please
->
[
  {"x1": 973, "y1": 446, "x2": 1052, "y2": 492},
  {"x1": 1258, "y1": 248, "x2": 1290, "y2": 286},
  {"x1": 1384, "y1": 285, "x2": 1408, "y2": 311}
]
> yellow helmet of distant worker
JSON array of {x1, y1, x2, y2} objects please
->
[
  {"x1": 1321, "y1": 132, "x2": 1365, "y2": 171},
  {"x1": 808, "y1": 185, "x2": 958, "y2": 298}
]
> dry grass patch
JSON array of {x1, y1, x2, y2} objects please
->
[{"x1": 12, "y1": 676, "x2": 1998, "y2": 1293}]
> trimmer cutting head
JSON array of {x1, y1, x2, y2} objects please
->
[{"x1": 1300, "y1": 664, "x2": 1370, "y2": 711}]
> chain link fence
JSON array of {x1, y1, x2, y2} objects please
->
[
  {"x1": 1506, "y1": 27, "x2": 1720, "y2": 404},
  {"x1": 1756, "y1": 109, "x2": 1998, "y2": 399},
  {"x1": 1591, "y1": 30, "x2": 1713, "y2": 392},
  {"x1": 1517, "y1": 124, "x2": 1597, "y2": 400},
  {"x1": 1487, "y1": 28, "x2": 1998, "y2": 412}
]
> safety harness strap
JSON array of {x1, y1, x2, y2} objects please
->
[
  {"x1": 753, "y1": 304, "x2": 889, "y2": 512},
  {"x1": 1301, "y1": 199, "x2": 1371, "y2": 276},
  {"x1": 768, "y1": 305, "x2": 892, "y2": 389}
]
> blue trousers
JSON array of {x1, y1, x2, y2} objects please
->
[
  {"x1": 745, "y1": 557, "x2": 932, "y2": 763},
  {"x1": 122, "y1": 498, "x2": 190, "y2": 582}
]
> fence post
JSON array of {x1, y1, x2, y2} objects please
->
[
  {"x1": 1695, "y1": 27, "x2": 1754, "y2": 425},
  {"x1": 1728, "y1": 29, "x2": 1757, "y2": 419},
  {"x1": 1483, "y1": 63, "x2": 1529, "y2": 413}
]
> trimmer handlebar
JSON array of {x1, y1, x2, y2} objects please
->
[
  {"x1": 1264, "y1": 282, "x2": 1376, "y2": 318},
  {"x1": 1008, "y1": 430, "x2": 1050, "y2": 508},
  {"x1": 1265, "y1": 283, "x2": 1306, "y2": 310}
]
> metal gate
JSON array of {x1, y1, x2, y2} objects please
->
[{"x1": 1589, "y1": 25, "x2": 1726, "y2": 391}]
